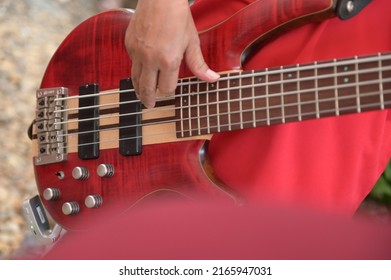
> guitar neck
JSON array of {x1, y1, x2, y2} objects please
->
[{"x1": 175, "y1": 52, "x2": 391, "y2": 138}]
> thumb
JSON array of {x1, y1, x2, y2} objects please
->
[{"x1": 185, "y1": 42, "x2": 220, "y2": 82}]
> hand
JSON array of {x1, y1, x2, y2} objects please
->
[{"x1": 125, "y1": 0, "x2": 220, "y2": 108}]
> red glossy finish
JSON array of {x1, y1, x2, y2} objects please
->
[{"x1": 36, "y1": 1, "x2": 338, "y2": 231}]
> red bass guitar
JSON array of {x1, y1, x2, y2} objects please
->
[{"x1": 31, "y1": 0, "x2": 389, "y2": 231}]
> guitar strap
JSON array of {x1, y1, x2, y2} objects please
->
[{"x1": 193, "y1": 0, "x2": 373, "y2": 25}]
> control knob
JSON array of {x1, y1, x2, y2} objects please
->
[
  {"x1": 62, "y1": 201, "x2": 80, "y2": 216},
  {"x1": 85, "y1": 194, "x2": 103, "y2": 209},
  {"x1": 97, "y1": 164, "x2": 114, "y2": 178}
]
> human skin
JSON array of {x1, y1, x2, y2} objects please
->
[{"x1": 125, "y1": 0, "x2": 220, "y2": 108}]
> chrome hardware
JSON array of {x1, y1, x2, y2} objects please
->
[
  {"x1": 346, "y1": 1, "x2": 354, "y2": 13},
  {"x1": 34, "y1": 87, "x2": 68, "y2": 165},
  {"x1": 42, "y1": 188, "x2": 61, "y2": 201},
  {"x1": 62, "y1": 202, "x2": 80, "y2": 216},
  {"x1": 22, "y1": 195, "x2": 63, "y2": 241},
  {"x1": 97, "y1": 164, "x2": 114, "y2": 178},
  {"x1": 72, "y1": 166, "x2": 89, "y2": 180},
  {"x1": 85, "y1": 195, "x2": 103, "y2": 209}
]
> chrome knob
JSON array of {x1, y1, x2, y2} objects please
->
[
  {"x1": 72, "y1": 166, "x2": 89, "y2": 180},
  {"x1": 97, "y1": 164, "x2": 114, "y2": 178},
  {"x1": 42, "y1": 188, "x2": 60, "y2": 201},
  {"x1": 85, "y1": 194, "x2": 103, "y2": 209},
  {"x1": 62, "y1": 202, "x2": 80, "y2": 216}
]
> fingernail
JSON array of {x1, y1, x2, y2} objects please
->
[
  {"x1": 206, "y1": 69, "x2": 220, "y2": 80},
  {"x1": 144, "y1": 100, "x2": 156, "y2": 109}
]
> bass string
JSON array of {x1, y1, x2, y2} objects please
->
[
  {"x1": 53, "y1": 51, "x2": 391, "y2": 104},
  {"x1": 59, "y1": 94, "x2": 391, "y2": 151},
  {"x1": 62, "y1": 97, "x2": 391, "y2": 149},
  {"x1": 55, "y1": 76, "x2": 390, "y2": 130}
]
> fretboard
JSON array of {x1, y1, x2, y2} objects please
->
[{"x1": 175, "y1": 52, "x2": 391, "y2": 138}]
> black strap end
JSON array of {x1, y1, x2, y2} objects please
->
[{"x1": 337, "y1": 0, "x2": 372, "y2": 20}]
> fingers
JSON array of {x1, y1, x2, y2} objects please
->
[
  {"x1": 185, "y1": 41, "x2": 220, "y2": 83},
  {"x1": 132, "y1": 49, "x2": 219, "y2": 109},
  {"x1": 130, "y1": 60, "x2": 141, "y2": 99},
  {"x1": 184, "y1": 17, "x2": 219, "y2": 83},
  {"x1": 125, "y1": 0, "x2": 219, "y2": 109},
  {"x1": 132, "y1": 62, "x2": 158, "y2": 109},
  {"x1": 157, "y1": 62, "x2": 181, "y2": 97},
  {"x1": 131, "y1": 55, "x2": 180, "y2": 108}
]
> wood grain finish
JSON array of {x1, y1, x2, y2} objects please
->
[{"x1": 34, "y1": 1, "x2": 350, "y2": 231}]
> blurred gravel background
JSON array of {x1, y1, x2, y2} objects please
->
[{"x1": 0, "y1": 0, "x2": 137, "y2": 260}]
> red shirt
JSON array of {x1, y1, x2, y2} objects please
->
[{"x1": 192, "y1": 0, "x2": 391, "y2": 215}]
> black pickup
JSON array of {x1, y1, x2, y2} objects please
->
[
  {"x1": 119, "y1": 78, "x2": 142, "y2": 156},
  {"x1": 78, "y1": 84, "x2": 99, "y2": 159}
]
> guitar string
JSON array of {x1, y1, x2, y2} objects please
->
[
  {"x1": 52, "y1": 51, "x2": 391, "y2": 104},
  {"x1": 36, "y1": 54, "x2": 391, "y2": 145},
  {"x1": 55, "y1": 87, "x2": 391, "y2": 152},
  {"x1": 60, "y1": 97, "x2": 391, "y2": 151},
  {"x1": 53, "y1": 64, "x2": 391, "y2": 118},
  {"x1": 57, "y1": 89, "x2": 391, "y2": 142},
  {"x1": 53, "y1": 75, "x2": 391, "y2": 136},
  {"x1": 50, "y1": 77, "x2": 391, "y2": 143},
  {"x1": 51, "y1": 64, "x2": 391, "y2": 127}
]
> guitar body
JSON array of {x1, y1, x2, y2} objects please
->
[{"x1": 34, "y1": 1, "x2": 346, "y2": 231}]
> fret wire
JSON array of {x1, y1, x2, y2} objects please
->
[
  {"x1": 217, "y1": 77, "x2": 221, "y2": 132},
  {"x1": 239, "y1": 71, "x2": 244, "y2": 130},
  {"x1": 197, "y1": 81, "x2": 201, "y2": 135},
  {"x1": 206, "y1": 83, "x2": 211, "y2": 134},
  {"x1": 188, "y1": 80, "x2": 192, "y2": 136},
  {"x1": 297, "y1": 64, "x2": 302, "y2": 121},
  {"x1": 379, "y1": 53, "x2": 385, "y2": 110},
  {"x1": 280, "y1": 66, "x2": 285, "y2": 123},
  {"x1": 265, "y1": 68, "x2": 270, "y2": 126},
  {"x1": 227, "y1": 72, "x2": 232, "y2": 131},
  {"x1": 180, "y1": 81, "x2": 185, "y2": 137},
  {"x1": 355, "y1": 56, "x2": 361, "y2": 113},
  {"x1": 314, "y1": 62, "x2": 320, "y2": 119},
  {"x1": 333, "y1": 59, "x2": 340, "y2": 116},
  {"x1": 251, "y1": 70, "x2": 256, "y2": 127}
]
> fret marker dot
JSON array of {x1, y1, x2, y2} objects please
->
[
  {"x1": 343, "y1": 66, "x2": 349, "y2": 72},
  {"x1": 343, "y1": 77, "x2": 349, "y2": 83}
]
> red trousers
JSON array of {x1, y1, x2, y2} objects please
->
[{"x1": 192, "y1": 0, "x2": 391, "y2": 215}]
